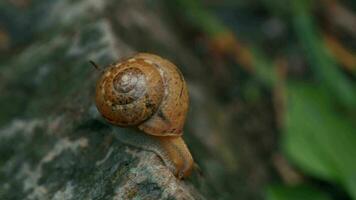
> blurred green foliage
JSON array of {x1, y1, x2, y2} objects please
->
[
  {"x1": 267, "y1": 185, "x2": 332, "y2": 200},
  {"x1": 170, "y1": 0, "x2": 356, "y2": 199},
  {"x1": 292, "y1": 0, "x2": 356, "y2": 109},
  {"x1": 285, "y1": 83, "x2": 356, "y2": 199}
]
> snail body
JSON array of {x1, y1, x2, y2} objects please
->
[{"x1": 95, "y1": 53, "x2": 193, "y2": 179}]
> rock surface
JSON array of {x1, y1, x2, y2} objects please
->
[{"x1": 0, "y1": 0, "x2": 208, "y2": 199}]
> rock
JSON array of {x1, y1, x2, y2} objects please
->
[{"x1": 0, "y1": 0, "x2": 207, "y2": 199}]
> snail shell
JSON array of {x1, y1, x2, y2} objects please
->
[
  {"x1": 95, "y1": 53, "x2": 194, "y2": 179},
  {"x1": 95, "y1": 53, "x2": 189, "y2": 136}
]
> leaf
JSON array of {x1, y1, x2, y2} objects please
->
[
  {"x1": 345, "y1": 174, "x2": 356, "y2": 200},
  {"x1": 283, "y1": 82, "x2": 356, "y2": 198},
  {"x1": 266, "y1": 184, "x2": 332, "y2": 200},
  {"x1": 291, "y1": 0, "x2": 356, "y2": 109}
]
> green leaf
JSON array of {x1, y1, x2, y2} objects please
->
[
  {"x1": 345, "y1": 174, "x2": 356, "y2": 200},
  {"x1": 266, "y1": 184, "x2": 332, "y2": 200},
  {"x1": 283, "y1": 83, "x2": 356, "y2": 198},
  {"x1": 291, "y1": 0, "x2": 356, "y2": 109}
]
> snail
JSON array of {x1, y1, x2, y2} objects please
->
[{"x1": 94, "y1": 53, "x2": 194, "y2": 179}]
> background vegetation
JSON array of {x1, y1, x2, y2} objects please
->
[{"x1": 166, "y1": 0, "x2": 356, "y2": 199}]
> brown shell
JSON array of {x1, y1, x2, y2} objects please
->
[{"x1": 95, "y1": 53, "x2": 189, "y2": 137}]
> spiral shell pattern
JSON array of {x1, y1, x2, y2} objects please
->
[
  {"x1": 95, "y1": 56, "x2": 164, "y2": 126},
  {"x1": 95, "y1": 53, "x2": 189, "y2": 136}
]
